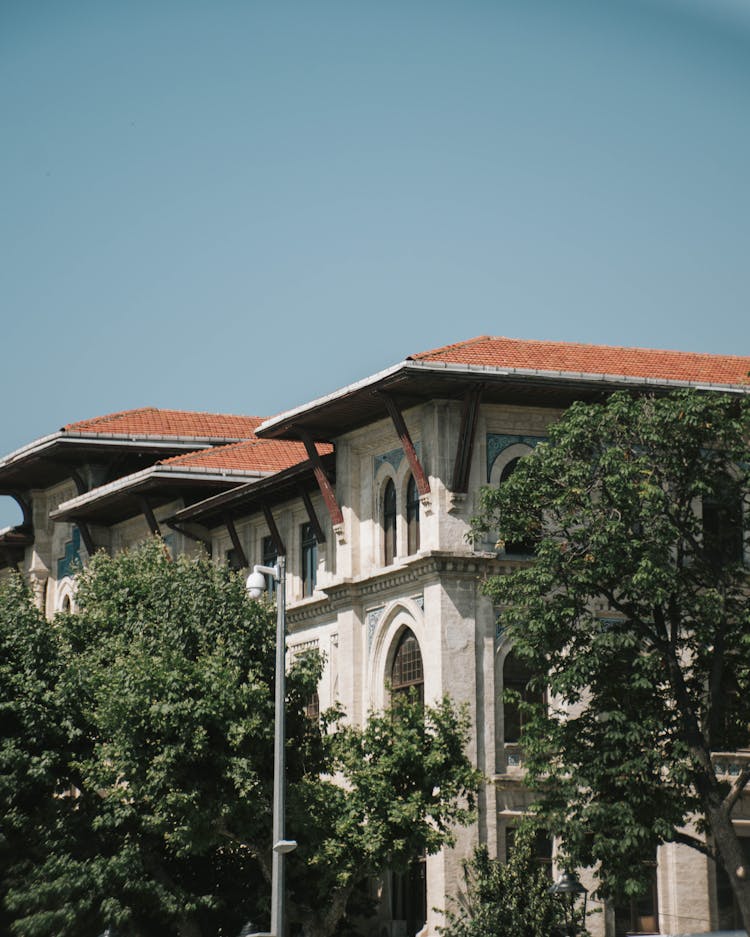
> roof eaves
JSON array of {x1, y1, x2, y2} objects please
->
[
  {"x1": 403, "y1": 359, "x2": 750, "y2": 393},
  {"x1": 49, "y1": 465, "x2": 271, "y2": 520},
  {"x1": 0, "y1": 432, "x2": 65, "y2": 469},
  {"x1": 62, "y1": 430, "x2": 245, "y2": 445},
  {"x1": 256, "y1": 361, "x2": 406, "y2": 437}
]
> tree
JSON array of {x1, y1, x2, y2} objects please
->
[
  {"x1": 441, "y1": 824, "x2": 569, "y2": 937},
  {"x1": 1, "y1": 540, "x2": 479, "y2": 937},
  {"x1": 472, "y1": 389, "x2": 750, "y2": 931}
]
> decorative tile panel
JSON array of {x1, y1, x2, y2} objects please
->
[
  {"x1": 486, "y1": 434, "x2": 545, "y2": 482},
  {"x1": 57, "y1": 527, "x2": 82, "y2": 579},
  {"x1": 374, "y1": 441, "x2": 421, "y2": 478}
]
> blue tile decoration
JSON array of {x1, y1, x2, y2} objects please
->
[
  {"x1": 486, "y1": 434, "x2": 545, "y2": 482},
  {"x1": 57, "y1": 526, "x2": 82, "y2": 579},
  {"x1": 374, "y1": 441, "x2": 421, "y2": 478}
]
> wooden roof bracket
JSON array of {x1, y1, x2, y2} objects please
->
[
  {"x1": 0, "y1": 488, "x2": 33, "y2": 529},
  {"x1": 299, "y1": 486, "x2": 326, "y2": 544},
  {"x1": 77, "y1": 521, "x2": 97, "y2": 559},
  {"x1": 451, "y1": 384, "x2": 484, "y2": 494},
  {"x1": 376, "y1": 392, "x2": 432, "y2": 514},
  {"x1": 223, "y1": 512, "x2": 248, "y2": 570},
  {"x1": 139, "y1": 496, "x2": 161, "y2": 537},
  {"x1": 261, "y1": 502, "x2": 287, "y2": 557},
  {"x1": 165, "y1": 520, "x2": 213, "y2": 557},
  {"x1": 297, "y1": 431, "x2": 345, "y2": 543}
]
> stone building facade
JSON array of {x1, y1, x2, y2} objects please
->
[{"x1": 2, "y1": 336, "x2": 750, "y2": 937}]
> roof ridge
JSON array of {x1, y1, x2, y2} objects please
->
[
  {"x1": 63, "y1": 407, "x2": 265, "y2": 433},
  {"x1": 408, "y1": 335, "x2": 494, "y2": 361},
  {"x1": 62, "y1": 407, "x2": 158, "y2": 430},
  {"x1": 416, "y1": 334, "x2": 750, "y2": 363}
]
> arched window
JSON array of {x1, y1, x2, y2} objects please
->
[
  {"x1": 502, "y1": 650, "x2": 541, "y2": 744},
  {"x1": 499, "y1": 457, "x2": 537, "y2": 556},
  {"x1": 383, "y1": 478, "x2": 397, "y2": 566},
  {"x1": 406, "y1": 474, "x2": 420, "y2": 555},
  {"x1": 391, "y1": 628, "x2": 424, "y2": 703},
  {"x1": 389, "y1": 627, "x2": 427, "y2": 935}
]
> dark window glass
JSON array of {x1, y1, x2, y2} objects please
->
[
  {"x1": 301, "y1": 523, "x2": 317, "y2": 597},
  {"x1": 304, "y1": 690, "x2": 320, "y2": 722},
  {"x1": 392, "y1": 857, "x2": 427, "y2": 937},
  {"x1": 506, "y1": 827, "x2": 553, "y2": 878},
  {"x1": 407, "y1": 474, "x2": 420, "y2": 555},
  {"x1": 391, "y1": 628, "x2": 424, "y2": 704},
  {"x1": 503, "y1": 650, "x2": 542, "y2": 744},
  {"x1": 383, "y1": 478, "x2": 397, "y2": 565},
  {"x1": 499, "y1": 458, "x2": 537, "y2": 555},
  {"x1": 262, "y1": 535, "x2": 278, "y2": 595},
  {"x1": 614, "y1": 860, "x2": 658, "y2": 936},
  {"x1": 703, "y1": 476, "x2": 744, "y2": 565},
  {"x1": 226, "y1": 547, "x2": 243, "y2": 571}
]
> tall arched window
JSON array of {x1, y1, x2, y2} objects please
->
[
  {"x1": 406, "y1": 474, "x2": 420, "y2": 555},
  {"x1": 389, "y1": 627, "x2": 427, "y2": 935},
  {"x1": 383, "y1": 478, "x2": 397, "y2": 566},
  {"x1": 391, "y1": 628, "x2": 424, "y2": 703},
  {"x1": 502, "y1": 649, "x2": 540, "y2": 744},
  {"x1": 499, "y1": 457, "x2": 537, "y2": 556}
]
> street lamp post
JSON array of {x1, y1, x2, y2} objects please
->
[
  {"x1": 548, "y1": 869, "x2": 588, "y2": 937},
  {"x1": 245, "y1": 556, "x2": 297, "y2": 937}
]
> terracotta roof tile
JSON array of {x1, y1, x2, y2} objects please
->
[
  {"x1": 410, "y1": 336, "x2": 750, "y2": 386},
  {"x1": 160, "y1": 438, "x2": 333, "y2": 473},
  {"x1": 63, "y1": 408, "x2": 262, "y2": 440}
]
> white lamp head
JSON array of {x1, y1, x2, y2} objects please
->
[{"x1": 246, "y1": 569, "x2": 267, "y2": 599}]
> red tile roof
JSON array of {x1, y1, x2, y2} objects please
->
[
  {"x1": 63, "y1": 408, "x2": 262, "y2": 440},
  {"x1": 160, "y1": 438, "x2": 332, "y2": 473},
  {"x1": 410, "y1": 336, "x2": 750, "y2": 386}
]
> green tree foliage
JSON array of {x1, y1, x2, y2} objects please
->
[
  {"x1": 441, "y1": 824, "x2": 569, "y2": 937},
  {"x1": 472, "y1": 389, "x2": 750, "y2": 930},
  {"x1": 1, "y1": 540, "x2": 479, "y2": 937}
]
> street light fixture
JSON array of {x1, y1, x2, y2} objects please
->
[
  {"x1": 245, "y1": 556, "x2": 297, "y2": 937},
  {"x1": 548, "y1": 869, "x2": 588, "y2": 937}
]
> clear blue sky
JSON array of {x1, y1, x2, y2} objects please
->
[{"x1": 2, "y1": 0, "x2": 749, "y2": 525}]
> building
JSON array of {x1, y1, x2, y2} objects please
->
[{"x1": 2, "y1": 336, "x2": 749, "y2": 937}]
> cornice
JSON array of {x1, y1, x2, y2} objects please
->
[{"x1": 286, "y1": 550, "x2": 522, "y2": 626}]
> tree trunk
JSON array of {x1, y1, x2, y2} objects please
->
[
  {"x1": 299, "y1": 885, "x2": 353, "y2": 937},
  {"x1": 707, "y1": 802, "x2": 750, "y2": 934},
  {"x1": 176, "y1": 915, "x2": 203, "y2": 937}
]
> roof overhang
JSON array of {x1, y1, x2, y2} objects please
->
[
  {"x1": 168, "y1": 453, "x2": 335, "y2": 530},
  {"x1": 0, "y1": 433, "x2": 222, "y2": 490},
  {"x1": 50, "y1": 464, "x2": 271, "y2": 526},
  {"x1": 0, "y1": 525, "x2": 34, "y2": 569},
  {"x1": 256, "y1": 359, "x2": 750, "y2": 441}
]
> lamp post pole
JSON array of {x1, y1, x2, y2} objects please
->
[{"x1": 246, "y1": 556, "x2": 296, "y2": 937}]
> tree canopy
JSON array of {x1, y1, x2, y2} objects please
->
[
  {"x1": 472, "y1": 389, "x2": 750, "y2": 929},
  {"x1": 441, "y1": 824, "x2": 569, "y2": 937},
  {"x1": 1, "y1": 539, "x2": 479, "y2": 937}
]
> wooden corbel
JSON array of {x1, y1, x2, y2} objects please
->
[
  {"x1": 451, "y1": 384, "x2": 483, "y2": 494},
  {"x1": 297, "y1": 431, "x2": 345, "y2": 542},
  {"x1": 376, "y1": 392, "x2": 432, "y2": 515},
  {"x1": 223, "y1": 512, "x2": 248, "y2": 569},
  {"x1": 139, "y1": 496, "x2": 161, "y2": 537},
  {"x1": 299, "y1": 487, "x2": 326, "y2": 544},
  {"x1": 261, "y1": 503, "x2": 287, "y2": 557}
]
